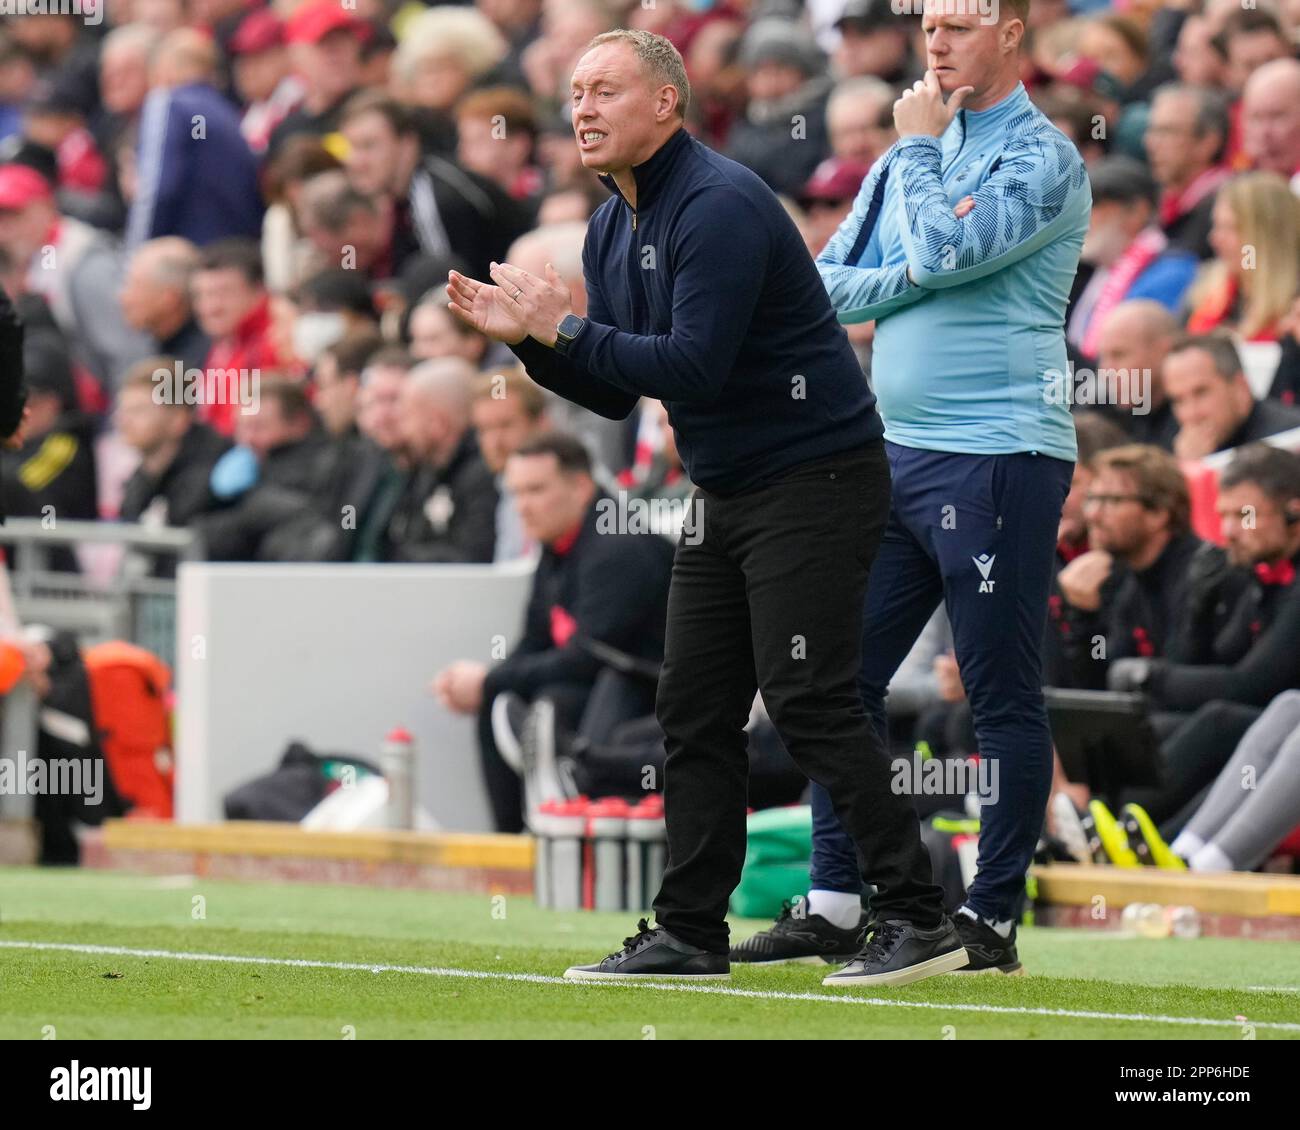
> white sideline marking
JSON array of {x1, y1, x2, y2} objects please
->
[{"x1": 2, "y1": 940, "x2": 1297, "y2": 1032}]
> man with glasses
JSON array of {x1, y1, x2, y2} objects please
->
[{"x1": 1055, "y1": 443, "x2": 1238, "y2": 690}]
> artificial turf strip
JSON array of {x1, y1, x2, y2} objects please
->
[{"x1": 1, "y1": 867, "x2": 1297, "y2": 1040}]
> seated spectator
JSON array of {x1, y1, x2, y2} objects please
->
[
  {"x1": 288, "y1": 267, "x2": 378, "y2": 369},
  {"x1": 0, "y1": 163, "x2": 146, "y2": 391},
  {"x1": 192, "y1": 377, "x2": 344, "y2": 561},
  {"x1": 796, "y1": 157, "x2": 868, "y2": 259},
  {"x1": 116, "y1": 356, "x2": 229, "y2": 530},
  {"x1": 391, "y1": 6, "x2": 509, "y2": 117},
  {"x1": 265, "y1": 0, "x2": 365, "y2": 156},
  {"x1": 431, "y1": 432, "x2": 674, "y2": 832},
  {"x1": 313, "y1": 329, "x2": 384, "y2": 440},
  {"x1": 1108, "y1": 445, "x2": 1300, "y2": 824},
  {"x1": 378, "y1": 357, "x2": 498, "y2": 563},
  {"x1": 260, "y1": 137, "x2": 343, "y2": 295},
  {"x1": 1164, "y1": 333, "x2": 1300, "y2": 460},
  {"x1": 339, "y1": 91, "x2": 530, "y2": 282},
  {"x1": 1168, "y1": 690, "x2": 1300, "y2": 872},
  {"x1": 126, "y1": 28, "x2": 263, "y2": 248},
  {"x1": 406, "y1": 293, "x2": 490, "y2": 366},
  {"x1": 119, "y1": 236, "x2": 210, "y2": 376},
  {"x1": 455, "y1": 86, "x2": 542, "y2": 204},
  {"x1": 192, "y1": 239, "x2": 291, "y2": 437},
  {"x1": 1069, "y1": 158, "x2": 1198, "y2": 358},
  {"x1": 1216, "y1": 8, "x2": 1292, "y2": 100},
  {"x1": 297, "y1": 170, "x2": 409, "y2": 284},
  {"x1": 228, "y1": 8, "x2": 304, "y2": 156},
  {"x1": 470, "y1": 366, "x2": 550, "y2": 562},
  {"x1": 0, "y1": 328, "x2": 97, "y2": 570},
  {"x1": 825, "y1": 76, "x2": 896, "y2": 168},
  {"x1": 1056, "y1": 444, "x2": 1238, "y2": 689},
  {"x1": 726, "y1": 19, "x2": 831, "y2": 198},
  {"x1": 1186, "y1": 172, "x2": 1300, "y2": 342},
  {"x1": 351, "y1": 345, "x2": 411, "y2": 561},
  {"x1": 832, "y1": 0, "x2": 917, "y2": 85},
  {"x1": 1144, "y1": 83, "x2": 1231, "y2": 259},
  {"x1": 1091, "y1": 299, "x2": 1180, "y2": 449},
  {"x1": 1241, "y1": 58, "x2": 1300, "y2": 192}
]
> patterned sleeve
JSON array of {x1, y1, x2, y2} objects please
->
[
  {"x1": 815, "y1": 146, "x2": 926, "y2": 325},
  {"x1": 891, "y1": 130, "x2": 1090, "y2": 290}
]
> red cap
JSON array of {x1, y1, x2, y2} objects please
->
[
  {"x1": 229, "y1": 8, "x2": 284, "y2": 56},
  {"x1": 385, "y1": 726, "x2": 413, "y2": 743},
  {"x1": 284, "y1": 0, "x2": 366, "y2": 46},
  {"x1": 798, "y1": 157, "x2": 870, "y2": 205},
  {"x1": 0, "y1": 165, "x2": 53, "y2": 210}
]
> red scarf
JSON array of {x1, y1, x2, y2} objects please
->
[{"x1": 1081, "y1": 227, "x2": 1167, "y2": 357}]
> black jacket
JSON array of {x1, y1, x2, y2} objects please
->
[
  {"x1": 483, "y1": 494, "x2": 675, "y2": 701},
  {"x1": 510, "y1": 127, "x2": 883, "y2": 496},
  {"x1": 120, "y1": 421, "x2": 229, "y2": 528},
  {"x1": 379, "y1": 430, "x2": 497, "y2": 564},
  {"x1": 1056, "y1": 533, "x2": 1241, "y2": 689},
  {"x1": 1147, "y1": 551, "x2": 1300, "y2": 710},
  {"x1": 0, "y1": 289, "x2": 27, "y2": 522},
  {"x1": 1218, "y1": 399, "x2": 1300, "y2": 452}
]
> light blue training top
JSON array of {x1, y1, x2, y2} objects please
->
[{"x1": 816, "y1": 83, "x2": 1091, "y2": 462}]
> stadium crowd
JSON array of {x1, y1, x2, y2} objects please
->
[{"x1": 1, "y1": 0, "x2": 1299, "y2": 878}]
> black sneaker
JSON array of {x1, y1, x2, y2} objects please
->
[
  {"x1": 564, "y1": 919, "x2": 730, "y2": 981},
  {"x1": 822, "y1": 916, "x2": 968, "y2": 987},
  {"x1": 730, "y1": 900, "x2": 865, "y2": 965},
  {"x1": 950, "y1": 910, "x2": 1024, "y2": 975}
]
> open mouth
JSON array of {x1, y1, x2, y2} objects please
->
[{"x1": 578, "y1": 129, "x2": 608, "y2": 150}]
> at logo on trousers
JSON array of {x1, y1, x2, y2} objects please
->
[{"x1": 973, "y1": 553, "x2": 996, "y2": 593}]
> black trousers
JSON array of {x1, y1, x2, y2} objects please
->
[{"x1": 651, "y1": 441, "x2": 946, "y2": 952}]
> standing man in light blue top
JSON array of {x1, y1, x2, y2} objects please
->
[{"x1": 731, "y1": 0, "x2": 1091, "y2": 974}]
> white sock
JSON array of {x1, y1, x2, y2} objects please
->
[
  {"x1": 805, "y1": 889, "x2": 861, "y2": 929},
  {"x1": 958, "y1": 905, "x2": 1013, "y2": 937},
  {"x1": 1169, "y1": 831, "x2": 1204, "y2": 860},
  {"x1": 1189, "y1": 842, "x2": 1234, "y2": 873}
]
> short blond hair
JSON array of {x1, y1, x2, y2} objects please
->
[{"x1": 586, "y1": 29, "x2": 691, "y2": 120}]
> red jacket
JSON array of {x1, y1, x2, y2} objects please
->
[{"x1": 199, "y1": 295, "x2": 289, "y2": 436}]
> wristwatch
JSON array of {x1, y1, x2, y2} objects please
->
[{"x1": 555, "y1": 313, "x2": 586, "y2": 355}]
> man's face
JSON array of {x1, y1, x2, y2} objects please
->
[
  {"x1": 114, "y1": 384, "x2": 177, "y2": 454},
  {"x1": 234, "y1": 47, "x2": 287, "y2": 105},
  {"x1": 313, "y1": 353, "x2": 358, "y2": 434},
  {"x1": 1085, "y1": 467, "x2": 1165, "y2": 560},
  {"x1": 191, "y1": 266, "x2": 261, "y2": 339},
  {"x1": 471, "y1": 395, "x2": 543, "y2": 474},
  {"x1": 922, "y1": 5, "x2": 1008, "y2": 99},
  {"x1": 1082, "y1": 199, "x2": 1147, "y2": 265},
  {"x1": 1145, "y1": 90, "x2": 1213, "y2": 189},
  {"x1": 303, "y1": 208, "x2": 383, "y2": 271},
  {"x1": 237, "y1": 401, "x2": 300, "y2": 461},
  {"x1": 100, "y1": 47, "x2": 150, "y2": 115},
  {"x1": 1096, "y1": 312, "x2": 1168, "y2": 409},
  {"x1": 504, "y1": 452, "x2": 588, "y2": 544},
  {"x1": 1243, "y1": 77, "x2": 1300, "y2": 178},
  {"x1": 570, "y1": 42, "x2": 671, "y2": 175},
  {"x1": 1173, "y1": 17, "x2": 1224, "y2": 87},
  {"x1": 1218, "y1": 480, "x2": 1295, "y2": 566},
  {"x1": 0, "y1": 199, "x2": 53, "y2": 262},
  {"x1": 834, "y1": 24, "x2": 908, "y2": 81},
  {"x1": 457, "y1": 113, "x2": 531, "y2": 185},
  {"x1": 409, "y1": 304, "x2": 478, "y2": 362},
  {"x1": 120, "y1": 250, "x2": 180, "y2": 334},
  {"x1": 828, "y1": 94, "x2": 893, "y2": 165},
  {"x1": 290, "y1": 31, "x2": 360, "y2": 104},
  {"x1": 1227, "y1": 31, "x2": 1289, "y2": 95},
  {"x1": 357, "y1": 366, "x2": 405, "y2": 452},
  {"x1": 342, "y1": 110, "x2": 412, "y2": 197},
  {"x1": 1164, "y1": 348, "x2": 1251, "y2": 448},
  {"x1": 396, "y1": 385, "x2": 454, "y2": 463}
]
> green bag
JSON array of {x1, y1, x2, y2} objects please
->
[{"x1": 730, "y1": 805, "x2": 813, "y2": 919}]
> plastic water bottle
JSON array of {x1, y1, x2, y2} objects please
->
[
  {"x1": 1167, "y1": 905, "x2": 1202, "y2": 938},
  {"x1": 381, "y1": 727, "x2": 415, "y2": 830}
]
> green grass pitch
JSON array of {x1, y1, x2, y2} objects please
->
[{"x1": 1, "y1": 866, "x2": 1297, "y2": 1039}]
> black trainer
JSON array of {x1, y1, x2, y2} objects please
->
[
  {"x1": 822, "y1": 916, "x2": 968, "y2": 987},
  {"x1": 949, "y1": 910, "x2": 1024, "y2": 975},
  {"x1": 730, "y1": 901, "x2": 865, "y2": 965},
  {"x1": 564, "y1": 919, "x2": 730, "y2": 981}
]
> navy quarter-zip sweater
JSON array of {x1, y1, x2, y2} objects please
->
[{"x1": 509, "y1": 127, "x2": 883, "y2": 496}]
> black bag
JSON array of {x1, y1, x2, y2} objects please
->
[{"x1": 223, "y1": 740, "x2": 381, "y2": 822}]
